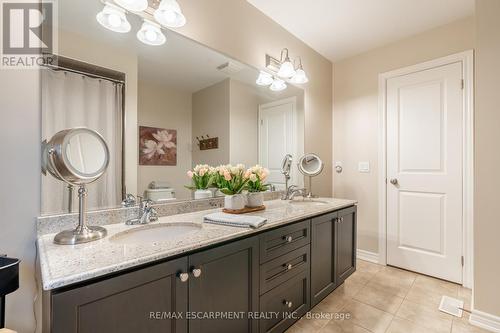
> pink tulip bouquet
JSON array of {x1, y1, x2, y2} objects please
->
[
  {"x1": 214, "y1": 164, "x2": 249, "y2": 195},
  {"x1": 185, "y1": 164, "x2": 215, "y2": 190},
  {"x1": 245, "y1": 165, "x2": 270, "y2": 193}
]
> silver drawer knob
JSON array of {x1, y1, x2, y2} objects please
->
[
  {"x1": 178, "y1": 272, "x2": 189, "y2": 282},
  {"x1": 390, "y1": 178, "x2": 398, "y2": 185},
  {"x1": 285, "y1": 263, "x2": 293, "y2": 270},
  {"x1": 283, "y1": 300, "x2": 293, "y2": 308},
  {"x1": 284, "y1": 235, "x2": 293, "y2": 243},
  {"x1": 192, "y1": 268, "x2": 202, "y2": 278}
]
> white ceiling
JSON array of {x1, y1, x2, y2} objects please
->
[{"x1": 247, "y1": 0, "x2": 474, "y2": 61}]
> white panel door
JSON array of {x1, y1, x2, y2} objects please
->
[
  {"x1": 386, "y1": 62, "x2": 463, "y2": 283},
  {"x1": 259, "y1": 98, "x2": 297, "y2": 189}
]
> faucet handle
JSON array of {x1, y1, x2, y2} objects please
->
[{"x1": 121, "y1": 194, "x2": 137, "y2": 207}]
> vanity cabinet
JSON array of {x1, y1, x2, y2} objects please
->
[
  {"x1": 310, "y1": 206, "x2": 357, "y2": 306},
  {"x1": 45, "y1": 205, "x2": 356, "y2": 333},
  {"x1": 188, "y1": 236, "x2": 259, "y2": 333},
  {"x1": 49, "y1": 257, "x2": 188, "y2": 333}
]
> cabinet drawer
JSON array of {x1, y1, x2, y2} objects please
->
[
  {"x1": 260, "y1": 220, "x2": 310, "y2": 263},
  {"x1": 260, "y1": 245, "x2": 309, "y2": 294},
  {"x1": 259, "y1": 270, "x2": 310, "y2": 333}
]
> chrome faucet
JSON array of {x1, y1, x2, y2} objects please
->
[
  {"x1": 282, "y1": 185, "x2": 307, "y2": 200},
  {"x1": 126, "y1": 197, "x2": 158, "y2": 225}
]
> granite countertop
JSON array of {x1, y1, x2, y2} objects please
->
[{"x1": 37, "y1": 198, "x2": 357, "y2": 290}]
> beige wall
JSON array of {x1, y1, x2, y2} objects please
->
[
  {"x1": 176, "y1": 0, "x2": 333, "y2": 196},
  {"x1": 58, "y1": 29, "x2": 139, "y2": 197},
  {"x1": 192, "y1": 79, "x2": 230, "y2": 166},
  {"x1": 333, "y1": 17, "x2": 475, "y2": 253},
  {"x1": 474, "y1": 0, "x2": 500, "y2": 317},
  {"x1": 138, "y1": 81, "x2": 192, "y2": 200}
]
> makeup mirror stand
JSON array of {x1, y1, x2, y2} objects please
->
[{"x1": 48, "y1": 151, "x2": 107, "y2": 245}]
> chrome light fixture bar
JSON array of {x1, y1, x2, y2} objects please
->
[
  {"x1": 257, "y1": 48, "x2": 309, "y2": 91},
  {"x1": 96, "y1": 0, "x2": 186, "y2": 46}
]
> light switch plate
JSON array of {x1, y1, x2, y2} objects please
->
[{"x1": 358, "y1": 162, "x2": 370, "y2": 173}]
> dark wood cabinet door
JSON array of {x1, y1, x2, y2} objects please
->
[
  {"x1": 188, "y1": 236, "x2": 259, "y2": 333},
  {"x1": 310, "y1": 212, "x2": 337, "y2": 307},
  {"x1": 336, "y1": 206, "x2": 357, "y2": 284},
  {"x1": 50, "y1": 257, "x2": 188, "y2": 333}
]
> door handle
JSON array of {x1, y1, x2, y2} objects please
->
[
  {"x1": 178, "y1": 272, "x2": 189, "y2": 282},
  {"x1": 191, "y1": 267, "x2": 202, "y2": 278},
  {"x1": 389, "y1": 178, "x2": 398, "y2": 185}
]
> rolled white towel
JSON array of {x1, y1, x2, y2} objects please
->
[{"x1": 204, "y1": 212, "x2": 267, "y2": 229}]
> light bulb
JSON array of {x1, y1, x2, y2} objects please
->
[
  {"x1": 145, "y1": 29, "x2": 157, "y2": 42},
  {"x1": 96, "y1": 3, "x2": 131, "y2": 33},
  {"x1": 137, "y1": 20, "x2": 166, "y2": 46},
  {"x1": 256, "y1": 71, "x2": 273, "y2": 86},
  {"x1": 114, "y1": 0, "x2": 148, "y2": 12},
  {"x1": 270, "y1": 78, "x2": 287, "y2": 92},
  {"x1": 154, "y1": 0, "x2": 186, "y2": 28},
  {"x1": 290, "y1": 68, "x2": 309, "y2": 84},
  {"x1": 107, "y1": 13, "x2": 121, "y2": 27},
  {"x1": 277, "y1": 60, "x2": 296, "y2": 78}
]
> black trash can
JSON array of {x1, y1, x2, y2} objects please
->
[{"x1": 0, "y1": 256, "x2": 20, "y2": 328}]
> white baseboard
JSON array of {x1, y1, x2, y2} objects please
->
[
  {"x1": 470, "y1": 309, "x2": 500, "y2": 333},
  {"x1": 356, "y1": 249, "x2": 379, "y2": 264}
]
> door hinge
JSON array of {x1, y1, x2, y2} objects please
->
[
  {"x1": 461, "y1": 256, "x2": 464, "y2": 266},
  {"x1": 461, "y1": 79, "x2": 465, "y2": 90}
]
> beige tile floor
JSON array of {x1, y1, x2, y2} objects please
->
[{"x1": 286, "y1": 259, "x2": 487, "y2": 333}]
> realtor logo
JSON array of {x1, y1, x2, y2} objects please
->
[{"x1": 1, "y1": 0, "x2": 56, "y2": 68}]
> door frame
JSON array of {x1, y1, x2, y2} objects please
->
[
  {"x1": 258, "y1": 96, "x2": 303, "y2": 188},
  {"x1": 377, "y1": 50, "x2": 474, "y2": 288}
]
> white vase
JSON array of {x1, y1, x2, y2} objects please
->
[
  {"x1": 247, "y1": 192, "x2": 264, "y2": 208},
  {"x1": 194, "y1": 189, "x2": 213, "y2": 200},
  {"x1": 224, "y1": 194, "x2": 245, "y2": 210}
]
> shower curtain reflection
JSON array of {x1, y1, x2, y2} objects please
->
[{"x1": 41, "y1": 69, "x2": 124, "y2": 215}]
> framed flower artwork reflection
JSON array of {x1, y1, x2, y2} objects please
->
[{"x1": 139, "y1": 126, "x2": 177, "y2": 166}]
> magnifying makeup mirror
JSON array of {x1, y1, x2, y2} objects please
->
[
  {"x1": 280, "y1": 154, "x2": 293, "y2": 192},
  {"x1": 42, "y1": 128, "x2": 110, "y2": 245},
  {"x1": 298, "y1": 153, "x2": 324, "y2": 198}
]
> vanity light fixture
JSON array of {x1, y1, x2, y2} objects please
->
[
  {"x1": 277, "y1": 48, "x2": 296, "y2": 78},
  {"x1": 96, "y1": 3, "x2": 131, "y2": 33},
  {"x1": 154, "y1": 0, "x2": 187, "y2": 28},
  {"x1": 96, "y1": 0, "x2": 187, "y2": 47},
  {"x1": 269, "y1": 78, "x2": 287, "y2": 92},
  {"x1": 137, "y1": 20, "x2": 166, "y2": 45},
  {"x1": 256, "y1": 71, "x2": 274, "y2": 86},
  {"x1": 114, "y1": 0, "x2": 148, "y2": 12},
  {"x1": 290, "y1": 57, "x2": 309, "y2": 84}
]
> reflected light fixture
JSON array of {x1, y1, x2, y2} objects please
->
[
  {"x1": 277, "y1": 48, "x2": 296, "y2": 78},
  {"x1": 154, "y1": 0, "x2": 187, "y2": 28},
  {"x1": 114, "y1": 0, "x2": 148, "y2": 12},
  {"x1": 96, "y1": 3, "x2": 131, "y2": 33},
  {"x1": 290, "y1": 57, "x2": 309, "y2": 84},
  {"x1": 137, "y1": 20, "x2": 166, "y2": 45},
  {"x1": 270, "y1": 78, "x2": 287, "y2": 92},
  {"x1": 256, "y1": 71, "x2": 274, "y2": 86}
]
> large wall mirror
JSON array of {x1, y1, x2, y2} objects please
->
[{"x1": 41, "y1": 0, "x2": 304, "y2": 215}]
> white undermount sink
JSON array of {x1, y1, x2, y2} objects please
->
[
  {"x1": 288, "y1": 200, "x2": 329, "y2": 206},
  {"x1": 110, "y1": 222, "x2": 202, "y2": 245}
]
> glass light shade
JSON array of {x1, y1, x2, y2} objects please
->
[
  {"x1": 290, "y1": 68, "x2": 309, "y2": 84},
  {"x1": 154, "y1": 0, "x2": 186, "y2": 28},
  {"x1": 277, "y1": 60, "x2": 296, "y2": 78},
  {"x1": 96, "y1": 4, "x2": 131, "y2": 33},
  {"x1": 137, "y1": 20, "x2": 166, "y2": 46},
  {"x1": 114, "y1": 0, "x2": 148, "y2": 12},
  {"x1": 256, "y1": 71, "x2": 273, "y2": 86},
  {"x1": 269, "y1": 78, "x2": 287, "y2": 92}
]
